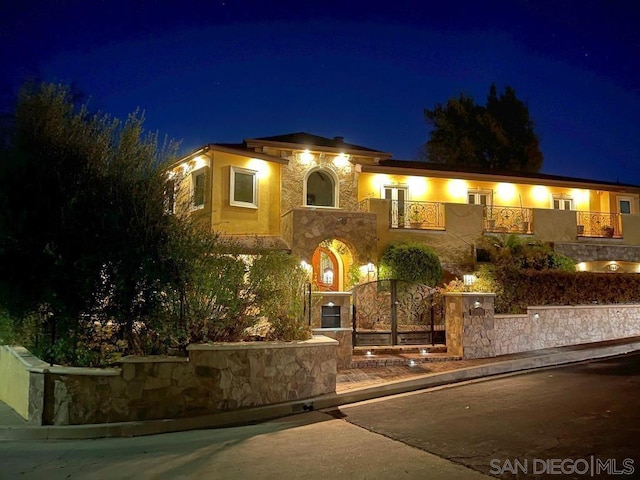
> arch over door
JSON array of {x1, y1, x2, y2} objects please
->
[{"x1": 312, "y1": 247, "x2": 339, "y2": 291}]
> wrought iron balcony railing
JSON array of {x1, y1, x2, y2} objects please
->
[
  {"x1": 389, "y1": 200, "x2": 445, "y2": 230},
  {"x1": 576, "y1": 211, "x2": 621, "y2": 238},
  {"x1": 483, "y1": 205, "x2": 532, "y2": 234}
]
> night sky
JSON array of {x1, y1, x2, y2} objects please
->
[{"x1": 2, "y1": 1, "x2": 639, "y2": 183}]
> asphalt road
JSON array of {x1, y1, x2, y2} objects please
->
[{"x1": 332, "y1": 352, "x2": 640, "y2": 479}]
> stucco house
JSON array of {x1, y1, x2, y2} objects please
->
[{"x1": 168, "y1": 132, "x2": 640, "y2": 290}]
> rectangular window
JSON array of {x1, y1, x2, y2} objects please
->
[
  {"x1": 618, "y1": 196, "x2": 633, "y2": 214},
  {"x1": 468, "y1": 191, "x2": 492, "y2": 206},
  {"x1": 192, "y1": 170, "x2": 206, "y2": 208},
  {"x1": 230, "y1": 166, "x2": 258, "y2": 208},
  {"x1": 553, "y1": 195, "x2": 573, "y2": 210}
]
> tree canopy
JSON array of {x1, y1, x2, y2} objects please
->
[
  {"x1": 422, "y1": 84, "x2": 543, "y2": 173},
  {"x1": 379, "y1": 242, "x2": 442, "y2": 286},
  {"x1": 0, "y1": 82, "x2": 180, "y2": 361}
]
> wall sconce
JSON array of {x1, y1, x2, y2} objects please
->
[
  {"x1": 299, "y1": 150, "x2": 314, "y2": 166},
  {"x1": 533, "y1": 313, "x2": 540, "y2": 320},
  {"x1": 473, "y1": 300, "x2": 482, "y2": 309}
]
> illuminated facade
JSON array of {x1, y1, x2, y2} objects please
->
[{"x1": 168, "y1": 132, "x2": 640, "y2": 288}]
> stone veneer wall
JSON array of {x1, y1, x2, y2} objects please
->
[
  {"x1": 311, "y1": 292, "x2": 352, "y2": 328},
  {"x1": 554, "y1": 243, "x2": 640, "y2": 263},
  {"x1": 444, "y1": 293, "x2": 496, "y2": 359},
  {"x1": 494, "y1": 305, "x2": 640, "y2": 356},
  {"x1": 282, "y1": 208, "x2": 377, "y2": 264},
  {"x1": 312, "y1": 328, "x2": 352, "y2": 370},
  {"x1": 3, "y1": 336, "x2": 337, "y2": 426},
  {"x1": 280, "y1": 154, "x2": 359, "y2": 215}
]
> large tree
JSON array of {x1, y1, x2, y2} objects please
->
[
  {"x1": 422, "y1": 84, "x2": 543, "y2": 172},
  {"x1": 0, "y1": 82, "x2": 180, "y2": 362}
]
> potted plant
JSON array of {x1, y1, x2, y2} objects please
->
[
  {"x1": 602, "y1": 225, "x2": 615, "y2": 237},
  {"x1": 408, "y1": 207, "x2": 422, "y2": 228}
]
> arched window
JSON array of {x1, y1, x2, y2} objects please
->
[{"x1": 305, "y1": 169, "x2": 337, "y2": 207}]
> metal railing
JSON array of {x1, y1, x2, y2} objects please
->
[
  {"x1": 484, "y1": 205, "x2": 532, "y2": 234},
  {"x1": 576, "y1": 211, "x2": 621, "y2": 238},
  {"x1": 389, "y1": 200, "x2": 445, "y2": 230}
]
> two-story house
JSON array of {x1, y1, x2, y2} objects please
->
[{"x1": 168, "y1": 132, "x2": 640, "y2": 292}]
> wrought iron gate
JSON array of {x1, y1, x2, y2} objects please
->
[{"x1": 352, "y1": 279, "x2": 444, "y2": 346}]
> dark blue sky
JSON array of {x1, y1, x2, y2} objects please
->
[{"x1": 2, "y1": 1, "x2": 639, "y2": 183}]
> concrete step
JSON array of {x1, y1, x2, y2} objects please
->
[
  {"x1": 350, "y1": 349, "x2": 461, "y2": 369},
  {"x1": 353, "y1": 344, "x2": 447, "y2": 356}
]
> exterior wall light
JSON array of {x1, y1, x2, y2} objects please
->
[
  {"x1": 473, "y1": 300, "x2": 482, "y2": 309},
  {"x1": 333, "y1": 153, "x2": 350, "y2": 168},
  {"x1": 463, "y1": 274, "x2": 476, "y2": 286},
  {"x1": 533, "y1": 313, "x2": 540, "y2": 320},
  {"x1": 300, "y1": 150, "x2": 314, "y2": 165}
]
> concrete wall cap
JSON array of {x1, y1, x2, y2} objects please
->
[
  {"x1": 528, "y1": 304, "x2": 640, "y2": 311},
  {"x1": 187, "y1": 335, "x2": 338, "y2": 351},
  {"x1": 46, "y1": 366, "x2": 121, "y2": 376},
  {"x1": 119, "y1": 356, "x2": 189, "y2": 364},
  {"x1": 312, "y1": 328, "x2": 352, "y2": 332},
  {"x1": 2, "y1": 345, "x2": 50, "y2": 370}
]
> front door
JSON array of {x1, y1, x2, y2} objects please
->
[{"x1": 312, "y1": 247, "x2": 339, "y2": 291}]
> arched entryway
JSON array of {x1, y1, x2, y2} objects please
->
[
  {"x1": 310, "y1": 239, "x2": 355, "y2": 292},
  {"x1": 312, "y1": 247, "x2": 339, "y2": 291}
]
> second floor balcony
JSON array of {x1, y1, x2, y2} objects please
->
[{"x1": 356, "y1": 197, "x2": 638, "y2": 243}]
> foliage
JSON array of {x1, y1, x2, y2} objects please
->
[
  {"x1": 471, "y1": 234, "x2": 578, "y2": 312},
  {"x1": 477, "y1": 234, "x2": 576, "y2": 272},
  {"x1": 249, "y1": 251, "x2": 311, "y2": 342},
  {"x1": 379, "y1": 242, "x2": 442, "y2": 286},
  {"x1": 422, "y1": 84, "x2": 543, "y2": 172},
  {"x1": 0, "y1": 82, "x2": 180, "y2": 363}
]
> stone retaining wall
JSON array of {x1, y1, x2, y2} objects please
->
[
  {"x1": 2, "y1": 336, "x2": 338, "y2": 426},
  {"x1": 494, "y1": 305, "x2": 640, "y2": 356}
]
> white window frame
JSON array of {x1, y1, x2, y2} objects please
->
[
  {"x1": 303, "y1": 167, "x2": 339, "y2": 208},
  {"x1": 617, "y1": 196, "x2": 634, "y2": 214},
  {"x1": 552, "y1": 195, "x2": 573, "y2": 210},
  {"x1": 383, "y1": 185, "x2": 409, "y2": 227},
  {"x1": 467, "y1": 189, "x2": 493, "y2": 206},
  {"x1": 191, "y1": 168, "x2": 206, "y2": 210},
  {"x1": 230, "y1": 166, "x2": 259, "y2": 209}
]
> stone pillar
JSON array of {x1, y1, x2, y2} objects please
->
[
  {"x1": 312, "y1": 328, "x2": 353, "y2": 370},
  {"x1": 445, "y1": 292, "x2": 496, "y2": 359}
]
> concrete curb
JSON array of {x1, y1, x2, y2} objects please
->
[{"x1": 2, "y1": 340, "x2": 639, "y2": 441}]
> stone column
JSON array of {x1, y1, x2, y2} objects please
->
[{"x1": 444, "y1": 292, "x2": 496, "y2": 359}]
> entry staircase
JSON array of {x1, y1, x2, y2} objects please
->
[{"x1": 351, "y1": 344, "x2": 460, "y2": 368}]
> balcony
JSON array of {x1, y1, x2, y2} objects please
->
[
  {"x1": 356, "y1": 198, "x2": 445, "y2": 230},
  {"x1": 356, "y1": 198, "x2": 638, "y2": 243},
  {"x1": 390, "y1": 200, "x2": 445, "y2": 230},
  {"x1": 576, "y1": 211, "x2": 621, "y2": 238},
  {"x1": 483, "y1": 205, "x2": 532, "y2": 234}
]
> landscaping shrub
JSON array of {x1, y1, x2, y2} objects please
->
[{"x1": 379, "y1": 242, "x2": 443, "y2": 286}]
